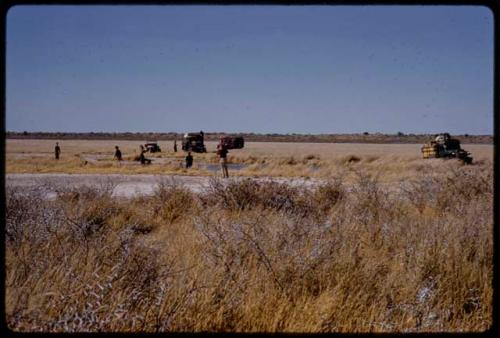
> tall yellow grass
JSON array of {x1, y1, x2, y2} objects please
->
[{"x1": 5, "y1": 163, "x2": 493, "y2": 332}]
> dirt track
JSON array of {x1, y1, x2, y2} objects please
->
[{"x1": 6, "y1": 173, "x2": 322, "y2": 198}]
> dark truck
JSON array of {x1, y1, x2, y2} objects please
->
[
  {"x1": 182, "y1": 132, "x2": 207, "y2": 153},
  {"x1": 219, "y1": 136, "x2": 244, "y2": 150},
  {"x1": 144, "y1": 142, "x2": 161, "y2": 153}
]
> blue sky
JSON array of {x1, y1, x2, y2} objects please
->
[{"x1": 6, "y1": 5, "x2": 494, "y2": 134}]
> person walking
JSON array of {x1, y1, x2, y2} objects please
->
[
  {"x1": 114, "y1": 146, "x2": 122, "y2": 161},
  {"x1": 54, "y1": 142, "x2": 61, "y2": 160},
  {"x1": 216, "y1": 142, "x2": 229, "y2": 178},
  {"x1": 185, "y1": 152, "x2": 193, "y2": 168},
  {"x1": 174, "y1": 140, "x2": 178, "y2": 152}
]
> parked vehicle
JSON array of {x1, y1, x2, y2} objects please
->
[
  {"x1": 182, "y1": 132, "x2": 207, "y2": 153},
  {"x1": 421, "y1": 133, "x2": 472, "y2": 164},
  {"x1": 219, "y1": 136, "x2": 244, "y2": 150},
  {"x1": 144, "y1": 142, "x2": 161, "y2": 153}
]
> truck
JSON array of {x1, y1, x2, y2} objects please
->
[
  {"x1": 144, "y1": 141, "x2": 161, "y2": 153},
  {"x1": 182, "y1": 132, "x2": 207, "y2": 153},
  {"x1": 421, "y1": 133, "x2": 473, "y2": 164},
  {"x1": 219, "y1": 136, "x2": 244, "y2": 150}
]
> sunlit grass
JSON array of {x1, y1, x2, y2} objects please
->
[
  {"x1": 5, "y1": 164, "x2": 493, "y2": 332},
  {"x1": 6, "y1": 139, "x2": 493, "y2": 182}
]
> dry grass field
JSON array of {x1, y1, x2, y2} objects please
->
[
  {"x1": 5, "y1": 139, "x2": 493, "y2": 183},
  {"x1": 5, "y1": 138, "x2": 494, "y2": 332}
]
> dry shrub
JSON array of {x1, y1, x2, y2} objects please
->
[
  {"x1": 201, "y1": 178, "x2": 343, "y2": 219},
  {"x1": 277, "y1": 156, "x2": 298, "y2": 165},
  {"x1": 402, "y1": 165, "x2": 493, "y2": 216},
  {"x1": 363, "y1": 155, "x2": 380, "y2": 163},
  {"x1": 150, "y1": 179, "x2": 196, "y2": 223},
  {"x1": 313, "y1": 180, "x2": 344, "y2": 215},
  {"x1": 301, "y1": 154, "x2": 321, "y2": 165},
  {"x1": 192, "y1": 166, "x2": 492, "y2": 331},
  {"x1": 5, "y1": 165, "x2": 493, "y2": 332},
  {"x1": 337, "y1": 154, "x2": 361, "y2": 165},
  {"x1": 54, "y1": 183, "x2": 118, "y2": 239},
  {"x1": 5, "y1": 186, "x2": 47, "y2": 247},
  {"x1": 108, "y1": 203, "x2": 156, "y2": 235},
  {"x1": 5, "y1": 186, "x2": 184, "y2": 332},
  {"x1": 231, "y1": 154, "x2": 262, "y2": 164},
  {"x1": 303, "y1": 154, "x2": 319, "y2": 161},
  {"x1": 201, "y1": 178, "x2": 296, "y2": 212},
  {"x1": 194, "y1": 208, "x2": 338, "y2": 299}
]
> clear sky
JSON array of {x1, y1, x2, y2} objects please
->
[{"x1": 6, "y1": 5, "x2": 494, "y2": 134}]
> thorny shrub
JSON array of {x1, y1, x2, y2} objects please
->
[
  {"x1": 150, "y1": 178, "x2": 196, "y2": 223},
  {"x1": 194, "y1": 208, "x2": 340, "y2": 299},
  {"x1": 5, "y1": 165, "x2": 493, "y2": 332},
  {"x1": 201, "y1": 177, "x2": 344, "y2": 219},
  {"x1": 402, "y1": 165, "x2": 493, "y2": 216},
  {"x1": 5, "y1": 183, "x2": 192, "y2": 332}
]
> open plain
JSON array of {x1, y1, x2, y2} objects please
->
[
  {"x1": 5, "y1": 138, "x2": 494, "y2": 332},
  {"x1": 6, "y1": 138, "x2": 493, "y2": 180}
]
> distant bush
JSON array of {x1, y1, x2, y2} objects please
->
[{"x1": 344, "y1": 155, "x2": 361, "y2": 163}]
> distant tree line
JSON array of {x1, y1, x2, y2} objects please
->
[{"x1": 5, "y1": 131, "x2": 493, "y2": 144}]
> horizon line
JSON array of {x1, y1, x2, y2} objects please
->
[{"x1": 6, "y1": 131, "x2": 494, "y2": 136}]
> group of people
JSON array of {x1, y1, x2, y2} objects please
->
[
  {"x1": 185, "y1": 140, "x2": 229, "y2": 178},
  {"x1": 53, "y1": 139, "x2": 231, "y2": 178},
  {"x1": 114, "y1": 144, "x2": 151, "y2": 164},
  {"x1": 184, "y1": 142, "x2": 228, "y2": 177}
]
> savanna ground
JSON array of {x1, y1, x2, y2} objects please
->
[
  {"x1": 5, "y1": 139, "x2": 493, "y2": 182},
  {"x1": 5, "y1": 139, "x2": 494, "y2": 332}
]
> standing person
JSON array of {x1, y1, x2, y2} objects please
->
[
  {"x1": 173, "y1": 140, "x2": 178, "y2": 152},
  {"x1": 216, "y1": 142, "x2": 229, "y2": 178},
  {"x1": 54, "y1": 142, "x2": 61, "y2": 160},
  {"x1": 114, "y1": 146, "x2": 122, "y2": 161},
  {"x1": 185, "y1": 152, "x2": 193, "y2": 168}
]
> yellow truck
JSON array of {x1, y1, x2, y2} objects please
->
[{"x1": 421, "y1": 133, "x2": 472, "y2": 164}]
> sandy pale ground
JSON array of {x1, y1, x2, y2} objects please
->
[
  {"x1": 6, "y1": 140, "x2": 491, "y2": 199},
  {"x1": 6, "y1": 173, "x2": 323, "y2": 199},
  {"x1": 7, "y1": 139, "x2": 493, "y2": 160}
]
